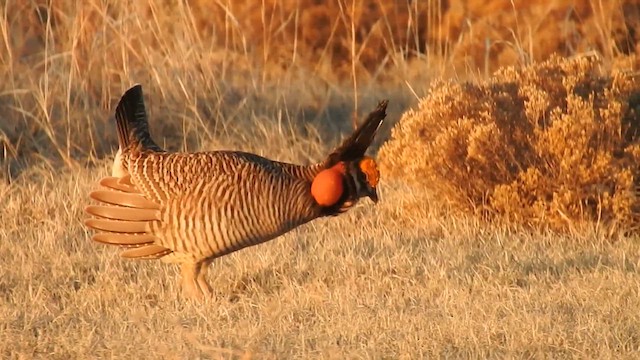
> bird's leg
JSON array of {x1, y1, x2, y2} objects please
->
[
  {"x1": 196, "y1": 259, "x2": 213, "y2": 297},
  {"x1": 180, "y1": 262, "x2": 204, "y2": 301}
]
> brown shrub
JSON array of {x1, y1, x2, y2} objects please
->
[{"x1": 379, "y1": 55, "x2": 640, "y2": 233}]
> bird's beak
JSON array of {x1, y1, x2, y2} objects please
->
[{"x1": 367, "y1": 187, "x2": 379, "y2": 203}]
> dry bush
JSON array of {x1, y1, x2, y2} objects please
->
[{"x1": 379, "y1": 55, "x2": 640, "y2": 233}]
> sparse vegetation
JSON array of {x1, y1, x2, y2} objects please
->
[{"x1": 2, "y1": 0, "x2": 640, "y2": 358}]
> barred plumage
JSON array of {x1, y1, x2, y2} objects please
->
[{"x1": 85, "y1": 84, "x2": 387, "y2": 300}]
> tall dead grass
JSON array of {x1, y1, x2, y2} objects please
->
[
  {"x1": 1, "y1": 0, "x2": 639, "y2": 178},
  {"x1": 433, "y1": 0, "x2": 640, "y2": 75},
  {"x1": 380, "y1": 55, "x2": 640, "y2": 234},
  {"x1": 0, "y1": 1, "x2": 396, "y2": 177}
]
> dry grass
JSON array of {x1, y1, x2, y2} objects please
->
[
  {"x1": 4, "y1": 164, "x2": 640, "y2": 358},
  {"x1": 433, "y1": 0, "x2": 640, "y2": 76},
  {"x1": 2, "y1": 0, "x2": 640, "y2": 358}
]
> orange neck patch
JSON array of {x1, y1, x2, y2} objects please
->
[
  {"x1": 359, "y1": 157, "x2": 379, "y2": 187},
  {"x1": 311, "y1": 168, "x2": 344, "y2": 206}
]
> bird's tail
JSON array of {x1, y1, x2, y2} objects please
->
[
  {"x1": 114, "y1": 84, "x2": 163, "y2": 152},
  {"x1": 84, "y1": 175, "x2": 171, "y2": 260}
]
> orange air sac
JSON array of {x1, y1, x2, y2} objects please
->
[{"x1": 311, "y1": 169, "x2": 344, "y2": 206}]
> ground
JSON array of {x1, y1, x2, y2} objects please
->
[{"x1": 2, "y1": 1, "x2": 640, "y2": 358}]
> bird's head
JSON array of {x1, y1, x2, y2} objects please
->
[
  {"x1": 347, "y1": 156, "x2": 379, "y2": 203},
  {"x1": 311, "y1": 156, "x2": 380, "y2": 211}
]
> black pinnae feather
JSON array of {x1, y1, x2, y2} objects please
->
[{"x1": 325, "y1": 100, "x2": 388, "y2": 167}]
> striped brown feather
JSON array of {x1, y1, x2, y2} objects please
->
[
  {"x1": 93, "y1": 233, "x2": 156, "y2": 246},
  {"x1": 120, "y1": 150, "x2": 323, "y2": 260},
  {"x1": 89, "y1": 190, "x2": 160, "y2": 209},
  {"x1": 120, "y1": 245, "x2": 172, "y2": 259}
]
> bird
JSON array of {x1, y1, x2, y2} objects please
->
[{"x1": 84, "y1": 84, "x2": 387, "y2": 300}]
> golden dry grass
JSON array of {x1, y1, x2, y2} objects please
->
[
  {"x1": 2, "y1": 0, "x2": 640, "y2": 358},
  {"x1": 4, "y1": 164, "x2": 640, "y2": 358}
]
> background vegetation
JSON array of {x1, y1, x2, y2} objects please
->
[
  {"x1": 2, "y1": 0, "x2": 640, "y2": 358},
  {"x1": 380, "y1": 55, "x2": 640, "y2": 234}
]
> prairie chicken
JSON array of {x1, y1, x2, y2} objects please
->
[{"x1": 85, "y1": 84, "x2": 387, "y2": 300}]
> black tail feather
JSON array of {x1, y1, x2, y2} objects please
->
[
  {"x1": 325, "y1": 100, "x2": 388, "y2": 166},
  {"x1": 115, "y1": 84, "x2": 163, "y2": 152}
]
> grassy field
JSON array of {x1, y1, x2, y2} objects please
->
[{"x1": 2, "y1": 1, "x2": 640, "y2": 358}]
